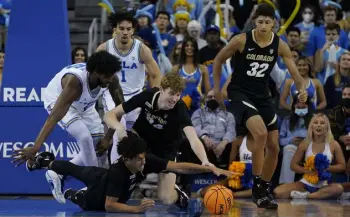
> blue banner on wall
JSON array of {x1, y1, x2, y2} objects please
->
[
  {"x1": 191, "y1": 173, "x2": 226, "y2": 192},
  {"x1": 0, "y1": 107, "x2": 84, "y2": 194},
  {"x1": 0, "y1": 0, "x2": 71, "y2": 106}
]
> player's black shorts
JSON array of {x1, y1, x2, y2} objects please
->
[
  {"x1": 227, "y1": 91, "x2": 278, "y2": 132},
  {"x1": 148, "y1": 148, "x2": 178, "y2": 162},
  {"x1": 128, "y1": 130, "x2": 180, "y2": 162}
]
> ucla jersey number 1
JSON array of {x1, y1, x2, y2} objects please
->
[{"x1": 121, "y1": 70, "x2": 126, "y2": 82}]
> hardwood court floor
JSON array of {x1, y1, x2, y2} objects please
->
[{"x1": 0, "y1": 197, "x2": 349, "y2": 217}]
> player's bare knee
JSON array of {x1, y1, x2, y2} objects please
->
[
  {"x1": 247, "y1": 117, "x2": 267, "y2": 143},
  {"x1": 251, "y1": 128, "x2": 267, "y2": 146}
]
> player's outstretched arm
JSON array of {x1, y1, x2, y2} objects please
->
[
  {"x1": 105, "y1": 196, "x2": 155, "y2": 213},
  {"x1": 104, "y1": 104, "x2": 127, "y2": 140},
  {"x1": 141, "y1": 43, "x2": 162, "y2": 87},
  {"x1": 97, "y1": 76, "x2": 125, "y2": 155},
  {"x1": 12, "y1": 75, "x2": 82, "y2": 166},
  {"x1": 166, "y1": 161, "x2": 234, "y2": 177},
  {"x1": 183, "y1": 126, "x2": 211, "y2": 165}
]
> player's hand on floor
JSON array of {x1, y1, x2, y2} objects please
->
[
  {"x1": 137, "y1": 199, "x2": 155, "y2": 213},
  {"x1": 96, "y1": 137, "x2": 112, "y2": 157},
  {"x1": 11, "y1": 146, "x2": 38, "y2": 167}
]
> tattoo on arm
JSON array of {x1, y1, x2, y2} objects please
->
[{"x1": 172, "y1": 162, "x2": 212, "y2": 174}]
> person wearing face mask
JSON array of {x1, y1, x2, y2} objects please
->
[
  {"x1": 328, "y1": 84, "x2": 350, "y2": 174},
  {"x1": 279, "y1": 94, "x2": 314, "y2": 184},
  {"x1": 314, "y1": 23, "x2": 347, "y2": 85},
  {"x1": 306, "y1": 6, "x2": 348, "y2": 61},
  {"x1": 190, "y1": 89, "x2": 236, "y2": 165},
  {"x1": 295, "y1": 5, "x2": 316, "y2": 47},
  {"x1": 324, "y1": 52, "x2": 350, "y2": 108}
]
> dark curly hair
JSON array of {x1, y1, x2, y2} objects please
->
[
  {"x1": 117, "y1": 131, "x2": 147, "y2": 160},
  {"x1": 86, "y1": 51, "x2": 122, "y2": 76},
  {"x1": 108, "y1": 8, "x2": 137, "y2": 28}
]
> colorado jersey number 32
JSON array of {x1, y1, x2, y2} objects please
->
[{"x1": 247, "y1": 62, "x2": 269, "y2": 77}]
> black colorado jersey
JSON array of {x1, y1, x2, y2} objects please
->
[{"x1": 228, "y1": 30, "x2": 279, "y2": 100}]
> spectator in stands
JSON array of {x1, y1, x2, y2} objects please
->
[
  {"x1": 199, "y1": 25, "x2": 230, "y2": 88},
  {"x1": 280, "y1": 57, "x2": 327, "y2": 111},
  {"x1": 314, "y1": 23, "x2": 347, "y2": 85},
  {"x1": 294, "y1": 5, "x2": 317, "y2": 48},
  {"x1": 71, "y1": 47, "x2": 87, "y2": 64},
  {"x1": 273, "y1": 113, "x2": 345, "y2": 199},
  {"x1": 0, "y1": 0, "x2": 11, "y2": 48},
  {"x1": 286, "y1": 27, "x2": 304, "y2": 53},
  {"x1": 227, "y1": 5, "x2": 241, "y2": 37},
  {"x1": 199, "y1": 25, "x2": 224, "y2": 67},
  {"x1": 191, "y1": 89, "x2": 236, "y2": 165},
  {"x1": 137, "y1": 28, "x2": 157, "y2": 53},
  {"x1": 306, "y1": 6, "x2": 348, "y2": 62},
  {"x1": 278, "y1": 27, "x2": 304, "y2": 70},
  {"x1": 170, "y1": 11, "x2": 190, "y2": 42},
  {"x1": 0, "y1": 49, "x2": 4, "y2": 88},
  {"x1": 242, "y1": 4, "x2": 258, "y2": 32},
  {"x1": 198, "y1": 131, "x2": 253, "y2": 198},
  {"x1": 279, "y1": 94, "x2": 314, "y2": 184},
  {"x1": 324, "y1": 52, "x2": 350, "y2": 109},
  {"x1": 169, "y1": 41, "x2": 182, "y2": 64},
  {"x1": 172, "y1": 37, "x2": 210, "y2": 112},
  {"x1": 338, "y1": 14, "x2": 350, "y2": 34},
  {"x1": 187, "y1": 20, "x2": 207, "y2": 50},
  {"x1": 139, "y1": 0, "x2": 156, "y2": 19},
  {"x1": 167, "y1": 0, "x2": 204, "y2": 29},
  {"x1": 154, "y1": 11, "x2": 177, "y2": 55},
  {"x1": 328, "y1": 84, "x2": 350, "y2": 164},
  {"x1": 135, "y1": 10, "x2": 153, "y2": 32}
]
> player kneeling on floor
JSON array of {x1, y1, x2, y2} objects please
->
[{"x1": 26, "y1": 132, "x2": 233, "y2": 213}]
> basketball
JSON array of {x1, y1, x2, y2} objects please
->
[{"x1": 204, "y1": 185, "x2": 234, "y2": 215}]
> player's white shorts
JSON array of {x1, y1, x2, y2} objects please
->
[
  {"x1": 102, "y1": 89, "x2": 142, "y2": 130},
  {"x1": 45, "y1": 103, "x2": 104, "y2": 136}
]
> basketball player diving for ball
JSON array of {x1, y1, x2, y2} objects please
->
[
  {"x1": 213, "y1": 3, "x2": 307, "y2": 209},
  {"x1": 96, "y1": 9, "x2": 162, "y2": 163},
  {"x1": 104, "y1": 73, "x2": 218, "y2": 209},
  {"x1": 25, "y1": 133, "x2": 233, "y2": 213},
  {"x1": 12, "y1": 51, "x2": 124, "y2": 203}
]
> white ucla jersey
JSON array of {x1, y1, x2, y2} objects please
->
[
  {"x1": 106, "y1": 38, "x2": 146, "y2": 95},
  {"x1": 43, "y1": 63, "x2": 108, "y2": 113},
  {"x1": 239, "y1": 136, "x2": 252, "y2": 163}
]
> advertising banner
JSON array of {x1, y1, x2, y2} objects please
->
[
  {"x1": 0, "y1": 107, "x2": 84, "y2": 194},
  {"x1": 0, "y1": 0, "x2": 71, "y2": 106},
  {"x1": 0, "y1": 0, "x2": 75, "y2": 194}
]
